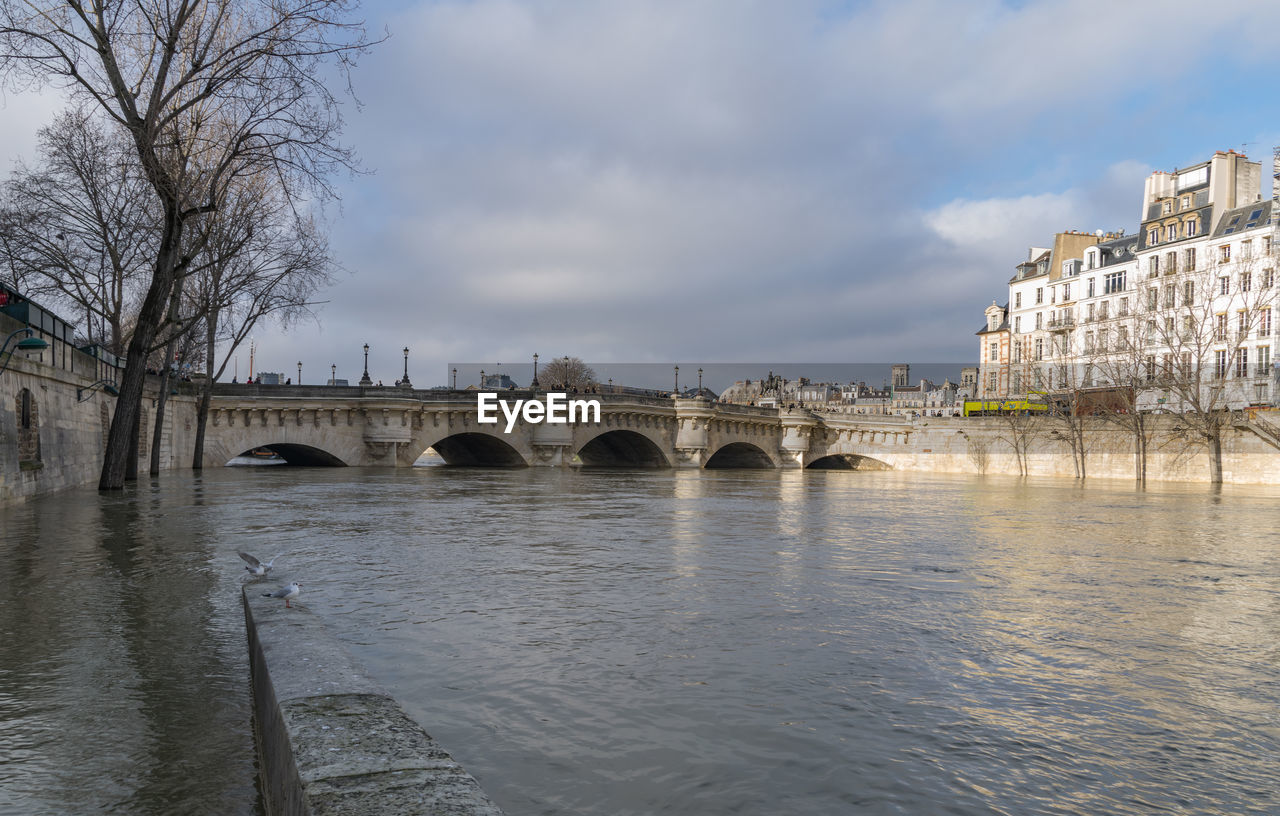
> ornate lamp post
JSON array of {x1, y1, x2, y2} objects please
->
[
  {"x1": 359, "y1": 343, "x2": 372, "y2": 386},
  {"x1": 297, "y1": 361, "x2": 302, "y2": 385},
  {"x1": 698, "y1": 367, "x2": 703, "y2": 394},
  {"x1": 480, "y1": 369, "x2": 486, "y2": 389},
  {"x1": 330, "y1": 363, "x2": 336, "y2": 385},
  {"x1": 673, "y1": 365, "x2": 679, "y2": 395},
  {"x1": 401, "y1": 347, "x2": 411, "y2": 388},
  {"x1": 452, "y1": 367, "x2": 457, "y2": 390},
  {"x1": 531, "y1": 353, "x2": 539, "y2": 389}
]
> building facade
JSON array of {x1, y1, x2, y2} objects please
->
[{"x1": 978, "y1": 149, "x2": 1279, "y2": 412}]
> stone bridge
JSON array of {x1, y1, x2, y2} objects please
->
[{"x1": 203, "y1": 386, "x2": 922, "y2": 469}]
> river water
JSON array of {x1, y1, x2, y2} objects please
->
[{"x1": 2, "y1": 467, "x2": 1278, "y2": 815}]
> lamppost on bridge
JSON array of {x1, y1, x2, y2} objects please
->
[
  {"x1": 401, "y1": 347, "x2": 412, "y2": 388},
  {"x1": 297, "y1": 361, "x2": 302, "y2": 385},
  {"x1": 480, "y1": 369, "x2": 485, "y2": 389},
  {"x1": 330, "y1": 363, "x2": 336, "y2": 385},
  {"x1": 359, "y1": 343, "x2": 372, "y2": 386},
  {"x1": 531, "y1": 353, "x2": 539, "y2": 389},
  {"x1": 452, "y1": 367, "x2": 457, "y2": 390},
  {"x1": 698, "y1": 367, "x2": 703, "y2": 394},
  {"x1": 673, "y1": 365, "x2": 679, "y2": 396}
]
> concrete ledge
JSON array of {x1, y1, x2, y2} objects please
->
[{"x1": 243, "y1": 587, "x2": 504, "y2": 815}]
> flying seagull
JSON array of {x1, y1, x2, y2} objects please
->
[
  {"x1": 238, "y1": 551, "x2": 279, "y2": 577},
  {"x1": 263, "y1": 582, "x2": 301, "y2": 608}
]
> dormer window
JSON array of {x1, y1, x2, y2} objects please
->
[
  {"x1": 1185, "y1": 218, "x2": 1197, "y2": 237},
  {"x1": 1166, "y1": 224, "x2": 1178, "y2": 241},
  {"x1": 1162, "y1": 201, "x2": 1173, "y2": 215},
  {"x1": 1148, "y1": 227, "x2": 1159, "y2": 245},
  {"x1": 1181, "y1": 195, "x2": 1191, "y2": 209}
]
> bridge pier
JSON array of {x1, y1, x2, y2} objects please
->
[{"x1": 530, "y1": 422, "x2": 574, "y2": 467}]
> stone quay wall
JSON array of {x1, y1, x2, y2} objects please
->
[
  {"x1": 0, "y1": 352, "x2": 200, "y2": 504},
  {"x1": 242, "y1": 587, "x2": 504, "y2": 816}
]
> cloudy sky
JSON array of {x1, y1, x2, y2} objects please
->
[{"x1": 4, "y1": 0, "x2": 1280, "y2": 388}]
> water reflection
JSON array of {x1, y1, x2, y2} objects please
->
[{"x1": 2, "y1": 469, "x2": 1279, "y2": 816}]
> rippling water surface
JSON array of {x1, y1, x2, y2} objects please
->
[{"x1": 2, "y1": 467, "x2": 1279, "y2": 815}]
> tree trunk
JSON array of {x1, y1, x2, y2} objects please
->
[
  {"x1": 1207, "y1": 425, "x2": 1223, "y2": 484},
  {"x1": 150, "y1": 359, "x2": 172, "y2": 476},
  {"x1": 192, "y1": 305, "x2": 221, "y2": 471},
  {"x1": 100, "y1": 210, "x2": 181, "y2": 490}
]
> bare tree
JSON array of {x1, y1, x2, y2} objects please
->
[
  {"x1": 1089, "y1": 305, "x2": 1158, "y2": 484},
  {"x1": 1, "y1": 0, "x2": 375, "y2": 489},
  {"x1": 1145, "y1": 243, "x2": 1277, "y2": 482},
  {"x1": 540, "y1": 356, "x2": 597, "y2": 391},
  {"x1": 186, "y1": 178, "x2": 333, "y2": 469},
  {"x1": 0, "y1": 108, "x2": 154, "y2": 352}
]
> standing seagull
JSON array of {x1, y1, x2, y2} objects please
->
[
  {"x1": 263, "y1": 582, "x2": 301, "y2": 608},
  {"x1": 238, "y1": 551, "x2": 279, "y2": 577}
]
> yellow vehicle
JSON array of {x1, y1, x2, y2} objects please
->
[{"x1": 962, "y1": 398, "x2": 1051, "y2": 417}]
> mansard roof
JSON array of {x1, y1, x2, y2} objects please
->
[{"x1": 1211, "y1": 200, "x2": 1275, "y2": 238}]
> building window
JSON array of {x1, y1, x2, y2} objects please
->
[
  {"x1": 1148, "y1": 228, "x2": 1159, "y2": 245},
  {"x1": 1145, "y1": 355, "x2": 1157, "y2": 382},
  {"x1": 1219, "y1": 245, "x2": 1231, "y2": 264},
  {"x1": 1086, "y1": 303, "x2": 1095, "y2": 322},
  {"x1": 1014, "y1": 316, "x2": 1021, "y2": 333},
  {"x1": 1265, "y1": 268, "x2": 1275, "y2": 289},
  {"x1": 1183, "y1": 279, "x2": 1195, "y2": 306},
  {"x1": 1015, "y1": 292, "x2": 1022, "y2": 309},
  {"x1": 1181, "y1": 195, "x2": 1191, "y2": 209},
  {"x1": 1117, "y1": 325, "x2": 1129, "y2": 349},
  {"x1": 1165, "y1": 252, "x2": 1177, "y2": 274},
  {"x1": 1259, "y1": 345, "x2": 1273, "y2": 376},
  {"x1": 1215, "y1": 349, "x2": 1228, "y2": 380},
  {"x1": 1219, "y1": 276, "x2": 1230, "y2": 296},
  {"x1": 1148, "y1": 256, "x2": 1160, "y2": 277},
  {"x1": 1099, "y1": 301, "x2": 1109, "y2": 320},
  {"x1": 1166, "y1": 224, "x2": 1178, "y2": 242},
  {"x1": 1238, "y1": 310, "x2": 1249, "y2": 337},
  {"x1": 1035, "y1": 312, "x2": 1043, "y2": 330},
  {"x1": 1163, "y1": 201, "x2": 1173, "y2": 214},
  {"x1": 1214, "y1": 313, "x2": 1228, "y2": 342},
  {"x1": 1186, "y1": 219, "x2": 1197, "y2": 237},
  {"x1": 1242, "y1": 240, "x2": 1253, "y2": 259},
  {"x1": 1147, "y1": 287, "x2": 1158, "y2": 310},
  {"x1": 1084, "y1": 332, "x2": 1094, "y2": 353},
  {"x1": 1163, "y1": 286, "x2": 1175, "y2": 308},
  {"x1": 1036, "y1": 288, "x2": 1043, "y2": 305},
  {"x1": 988, "y1": 371, "x2": 998, "y2": 392},
  {"x1": 1063, "y1": 283, "x2": 1070, "y2": 301},
  {"x1": 1013, "y1": 342, "x2": 1022, "y2": 363},
  {"x1": 1236, "y1": 348, "x2": 1249, "y2": 378},
  {"x1": 1087, "y1": 278, "x2": 1096, "y2": 298},
  {"x1": 1241, "y1": 271, "x2": 1252, "y2": 292},
  {"x1": 989, "y1": 342, "x2": 998, "y2": 362},
  {"x1": 1184, "y1": 248, "x2": 1196, "y2": 271},
  {"x1": 1119, "y1": 296, "x2": 1129, "y2": 316},
  {"x1": 1104, "y1": 270, "x2": 1125, "y2": 294},
  {"x1": 16, "y1": 389, "x2": 40, "y2": 466},
  {"x1": 1012, "y1": 372, "x2": 1022, "y2": 393},
  {"x1": 1034, "y1": 338, "x2": 1043, "y2": 361},
  {"x1": 1261, "y1": 308, "x2": 1272, "y2": 337}
]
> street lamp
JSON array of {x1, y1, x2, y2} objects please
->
[
  {"x1": 452, "y1": 367, "x2": 458, "y2": 390},
  {"x1": 297, "y1": 361, "x2": 302, "y2": 385},
  {"x1": 698, "y1": 367, "x2": 703, "y2": 394},
  {"x1": 401, "y1": 347, "x2": 411, "y2": 388},
  {"x1": 0, "y1": 328, "x2": 49, "y2": 375},
  {"x1": 674, "y1": 365, "x2": 679, "y2": 395},
  {"x1": 77, "y1": 378, "x2": 120, "y2": 402},
  {"x1": 360, "y1": 343, "x2": 372, "y2": 386},
  {"x1": 531, "y1": 353, "x2": 539, "y2": 388},
  {"x1": 480, "y1": 369, "x2": 486, "y2": 389},
  {"x1": 331, "y1": 363, "x2": 336, "y2": 385}
]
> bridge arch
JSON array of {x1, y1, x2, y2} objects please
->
[
  {"x1": 576, "y1": 429, "x2": 670, "y2": 468},
  {"x1": 806, "y1": 453, "x2": 892, "y2": 471},
  {"x1": 705, "y1": 441, "x2": 776, "y2": 469},
  {"x1": 424, "y1": 432, "x2": 528, "y2": 467},
  {"x1": 230, "y1": 443, "x2": 347, "y2": 466}
]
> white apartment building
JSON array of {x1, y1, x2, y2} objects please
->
[{"x1": 979, "y1": 149, "x2": 1279, "y2": 411}]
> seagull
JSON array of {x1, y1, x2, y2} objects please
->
[
  {"x1": 238, "y1": 551, "x2": 279, "y2": 577},
  {"x1": 263, "y1": 582, "x2": 301, "y2": 608}
]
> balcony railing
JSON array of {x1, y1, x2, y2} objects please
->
[{"x1": 1046, "y1": 315, "x2": 1075, "y2": 330}]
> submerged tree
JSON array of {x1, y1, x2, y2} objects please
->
[{"x1": 0, "y1": 0, "x2": 376, "y2": 489}]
